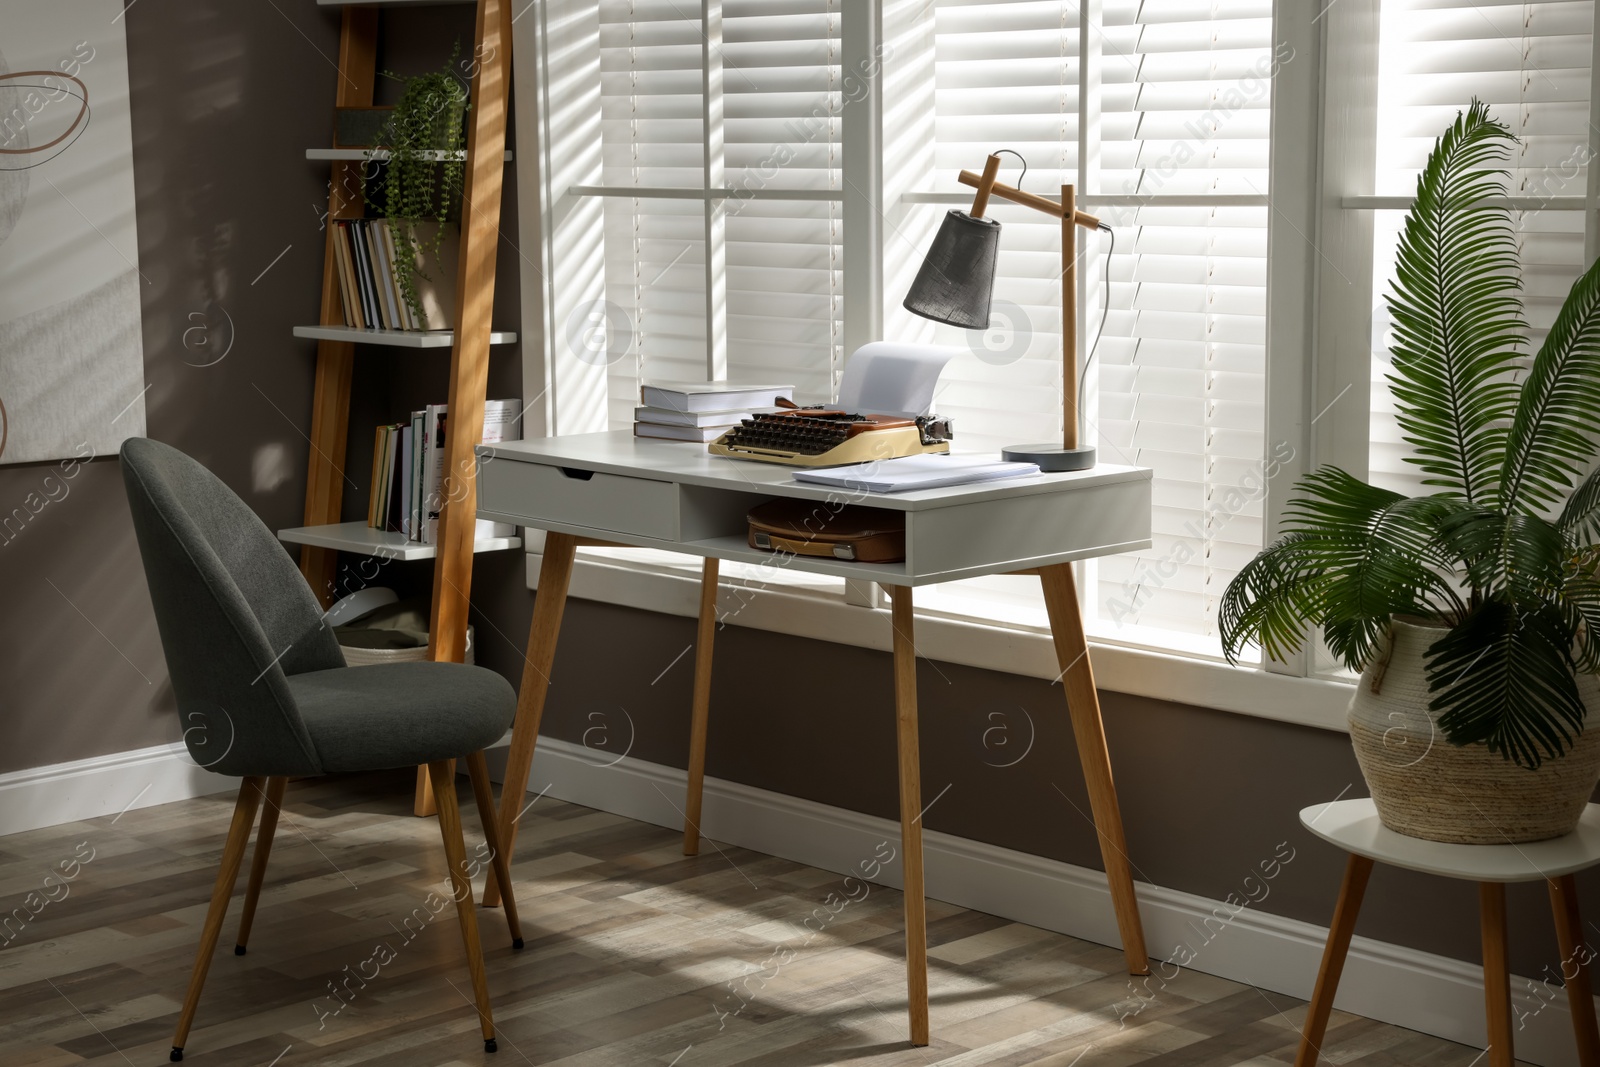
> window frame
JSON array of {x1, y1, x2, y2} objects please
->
[{"x1": 507, "y1": 0, "x2": 1374, "y2": 729}]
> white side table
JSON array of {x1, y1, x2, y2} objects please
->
[{"x1": 1296, "y1": 799, "x2": 1600, "y2": 1067}]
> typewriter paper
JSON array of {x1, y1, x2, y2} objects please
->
[{"x1": 836, "y1": 342, "x2": 962, "y2": 418}]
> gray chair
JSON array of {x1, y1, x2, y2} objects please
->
[{"x1": 119, "y1": 437, "x2": 522, "y2": 1061}]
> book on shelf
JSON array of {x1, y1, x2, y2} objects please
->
[
  {"x1": 367, "y1": 422, "x2": 406, "y2": 530},
  {"x1": 350, "y1": 221, "x2": 380, "y2": 328},
  {"x1": 633, "y1": 421, "x2": 736, "y2": 443},
  {"x1": 634, "y1": 404, "x2": 759, "y2": 429},
  {"x1": 334, "y1": 223, "x2": 363, "y2": 329},
  {"x1": 639, "y1": 380, "x2": 793, "y2": 413},
  {"x1": 368, "y1": 399, "x2": 522, "y2": 546},
  {"x1": 364, "y1": 223, "x2": 395, "y2": 330},
  {"x1": 332, "y1": 219, "x2": 461, "y2": 332}
]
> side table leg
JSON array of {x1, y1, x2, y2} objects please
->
[
  {"x1": 483, "y1": 531, "x2": 577, "y2": 909},
  {"x1": 1295, "y1": 853, "x2": 1373, "y2": 1067},
  {"x1": 1549, "y1": 874, "x2": 1600, "y2": 1067},
  {"x1": 1480, "y1": 881, "x2": 1514, "y2": 1067},
  {"x1": 683, "y1": 558, "x2": 720, "y2": 855},
  {"x1": 1037, "y1": 562, "x2": 1149, "y2": 975},
  {"x1": 889, "y1": 586, "x2": 930, "y2": 1047}
]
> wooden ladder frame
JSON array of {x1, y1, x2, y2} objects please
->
[{"x1": 298, "y1": 0, "x2": 514, "y2": 816}]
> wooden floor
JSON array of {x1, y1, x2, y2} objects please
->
[{"x1": 0, "y1": 770, "x2": 1509, "y2": 1066}]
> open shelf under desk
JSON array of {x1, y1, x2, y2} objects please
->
[
  {"x1": 308, "y1": 148, "x2": 513, "y2": 162},
  {"x1": 317, "y1": 0, "x2": 475, "y2": 7},
  {"x1": 293, "y1": 325, "x2": 518, "y2": 348},
  {"x1": 278, "y1": 521, "x2": 521, "y2": 562},
  {"x1": 510, "y1": 522, "x2": 1152, "y2": 588}
]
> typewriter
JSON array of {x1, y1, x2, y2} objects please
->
[{"x1": 709, "y1": 402, "x2": 953, "y2": 467}]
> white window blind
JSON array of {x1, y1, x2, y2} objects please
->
[
  {"x1": 1095, "y1": 1, "x2": 1272, "y2": 645},
  {"x1": 723, "y1": 1, "x2": 844, "y2": 403},
  {"x1": 1369, "y1": 0, "x2": 1594, "y2": 497},
  {"x1": 596, "y1": 0, "x2": 708, "y2": 426},
  {"x1": 588, "y1": 0, "x2": 844, "y2": 429},
  {"x1": 909, "y1": 0, "x2": 1273, "y2": 655}
]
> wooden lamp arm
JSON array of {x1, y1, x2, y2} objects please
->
[
  {"x1": 959, "y1": 162, "x2": 1101, "y2": 230},
  {"x1": 968, "y1": 154, "x2": 1003, "y2": 218}
]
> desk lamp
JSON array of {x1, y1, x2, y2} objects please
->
[{"x1": 904, "y1": 153, "x2": 1109, "y2": 471}]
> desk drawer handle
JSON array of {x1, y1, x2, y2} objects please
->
[{"x1": 558, "y1": 467, "x2": 595, "y2": 481}]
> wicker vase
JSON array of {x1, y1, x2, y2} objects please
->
[{"x1": 1348, "y1": 618, "x2": 1600, "y2": 844}]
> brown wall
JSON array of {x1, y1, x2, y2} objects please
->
[{"x1": 0, "y1": 0, "x2": 1589, "y2": 988}]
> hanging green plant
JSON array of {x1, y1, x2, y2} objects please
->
[{"x1": 365, "y1": 44, "x2": 468, "y2": 329}]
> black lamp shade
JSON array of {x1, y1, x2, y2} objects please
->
[{"x1": 902, "y1": 210, "x2": 1001, "y2": 329}]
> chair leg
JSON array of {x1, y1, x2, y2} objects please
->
[
  {"x1": 427, "y1": 760, "x2": 498, "y2": 1052},
  {"x1": 234, "y1": 776, "x2": 287, "y2": 956},
  {"x1": 466, "y1": 751, "x2": 524, "y2": 949},
  {"x1": 170, "y1": 777, "x2": 264, "y2": 1062}
]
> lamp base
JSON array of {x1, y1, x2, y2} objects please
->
[{"x1": 1002, "y1": 444, "x2": 1097, "y2": 472}]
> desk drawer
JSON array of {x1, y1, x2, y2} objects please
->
[{"x1": 480, "y1": 461, "x2": 679, "y2": 541}]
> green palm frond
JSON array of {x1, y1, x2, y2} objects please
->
[
  {"x1": 1425, "y1": 601, "x2": 1585, "y2": 768},
  {"x1": 1323, "y1": 615, "x2": 1394, "y2": 672},
  {"x1": 1438, "y1": 508, "x2": 1566, "y2": 606},
  {"x1": 1218, "y1": 468, "x2": 1467, "y2": 670},
  {"x1": 1219, "y1": 532, "x2": 1333, "y2": 665},
  {"x1": 1385, "y1": 100, "x2": 1525, "y2": 505},
  {"x1": 1501, "y1": 254, "x2": 1600, "y2": 514},
  {"x1": 1558, "y1": 465, "x2": 1600, "y2": 546},
  {"x1": 1283, "y1": 468, "x2": 1468, "y2": 631},
  {"x1": 1559, "y1": 564, "x2": 1600, "y2": 675}
]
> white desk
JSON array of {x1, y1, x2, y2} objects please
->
[
  {"x1": 473, "y1": 431, "x2": 1155, "y2": 1045},
  {"x1": 1294, "y1": 800, "x2": 1600, "y2": 1067}
]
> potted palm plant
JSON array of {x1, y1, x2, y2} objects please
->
[{"x1": 1220, "y1": 101, "x2": 1600, "y2": 844}]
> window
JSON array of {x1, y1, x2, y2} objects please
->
[
  {"x1": 520, "y1": 0, "x2": 1283, "y2": 670},
  {"x1": 1366, "y1": 0, "x2": 1595, "y2": 499},
  {"x1": 539, "y1": 0, "x2": 845, "y2": 435}
]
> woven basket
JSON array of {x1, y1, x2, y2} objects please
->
[
  {"x1": 1349, "y1": 618, "x2": 1600, "y2": 844},
  {"x1": 339, "y1": 625, "x2": 474, "y2": 668}
]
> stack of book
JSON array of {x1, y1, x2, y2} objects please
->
[
  {"x1": 368, "y1": 399, "x2": 521, "y2": 544},
  {"x1": 634, "y1": 380, "x2": 794, "y2": 442},
  {"x1": 332, "y1": 219, "x2": 458, "y2": 332}
]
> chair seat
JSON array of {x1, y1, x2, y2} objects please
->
[{"x1": 288, "y1": 662, "x2": 516, "y2": 773}]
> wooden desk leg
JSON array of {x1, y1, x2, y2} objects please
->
[
  {"x1": 1294, "y1": 853, "x2": 1374, "y2": 1067},
  {"x1": 482, "y1": 531, "x2": 578, "y2": 909},
  {"x1": 1037, "y1": 563, "x2": 1149, "y2": 975},
  {"x1": 890, "y1": 586, "x2": 930, "y2": 1047},
  {"x1": 683, "y1": 558, "x2": 720, "y2": 856},
  {"x1": 1550, "y1": 875, "x2": 1600, "y2": 1066},
  {"x1": 1480, "y1": 881, "x2": 1514, "y2": 1067}
]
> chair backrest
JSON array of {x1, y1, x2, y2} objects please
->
[{"x1": 120, "y1": 438, "x2": 344, "y2": 777}]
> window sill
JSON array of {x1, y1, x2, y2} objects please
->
[{"x1": 522, "y1": 544, "x2": 1356, "y2": 734}]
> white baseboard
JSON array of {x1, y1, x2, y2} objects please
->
[
  {"x1": 2, "y1": 738, "x2": 1590, "y2": 1065},
  {"x1": 0, "y1": 741, "x2": 235, "y2": 838},
  {"x1": 491, "y1": 738, "x2": 1597, "y2": 1067}
]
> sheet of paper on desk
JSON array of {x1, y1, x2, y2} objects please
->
[
  {"x1": 792, "y1": 454, "x2": 1042, "y2": 493},
  {"x1": 837, "y1": 342, "x2": 965, "y2": 417}
]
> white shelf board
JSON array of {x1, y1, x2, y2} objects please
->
[
  {"x1": 277, "y1": 521, "x2": 521, "y2": 561},
  {"x1": 308, "y1": 148, "x2": 513, "y2": 162},
  {"x1": 293, "y1": 325, "x2": 518, "y2": 348}
]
